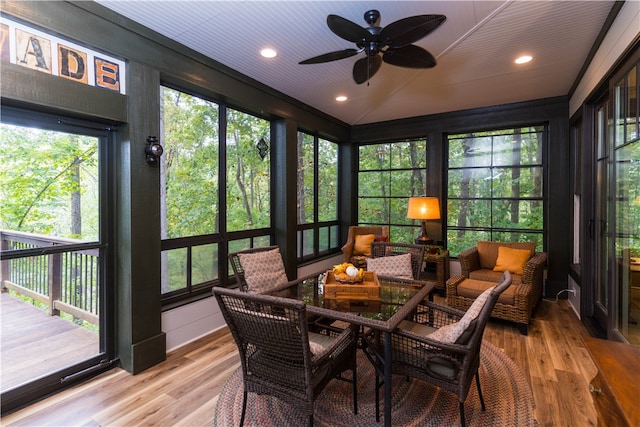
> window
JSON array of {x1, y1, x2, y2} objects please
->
[
  {"x1": 160, "y1": 87, "x2": 221, "y2": 299},
  {"x1": 447, "y1": 126, "x2": 545, "y2": 256},
  {"x1": 161, "y1": 87, "x2": 220, "y2": 239},
  {"x1": 160, "y1": 86, "x2": 272, "y2": 302},
  {"x1": 226, "y1": 108, "x2": 271, "y2": 232},
  {"x1": 358, "y1": 139, "x2": 427, "y2": 242},
  {"x1": 296, "y1": 131, "x2": 339, "y2": 261}
]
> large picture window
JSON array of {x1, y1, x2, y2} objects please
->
[
  {"x1": 296, "y1": 131, "x2": 339, "y2": 261},
  {"x1": 447, "y1": 126, "x2": 545, "y2": 256},
  {"x1": 160, "y1": 86, "x2": 272, "y2": 302},
  {"x1": 358, "y1": 139, "x2": 427, "y2": 242}
]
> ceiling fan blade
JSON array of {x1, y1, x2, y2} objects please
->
[
  {"x1": 327, "y1": 14, "x2": 372, "y2": 43},
  {"x1": 379, "y1": 15, "x2": 446, "y2": 48},
  {"x1": 353, "y1": 55, "x2": 382, "y2": 84},
  {"x1": 299, "y1": 49, "x2": 360, "y2": 65},
  {"x1": 383, "y1": 45, "x2": 436, "y2": 68}
]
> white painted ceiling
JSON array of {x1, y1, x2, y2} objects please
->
[{"x1": 95, "y1": 0, "x2": 615, "y2": 125}]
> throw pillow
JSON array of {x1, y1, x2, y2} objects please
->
[
  {"x1": 354, "y1": 234, "x2": 376, "y2": 256},
  {"x1": 374, "y1": 235, "x2": 389, "y2": 242},
  {"x1": 366, "y1": 253, "x2": 413, "y2": 279},
  {"x1": 493, "y1": 246, "x2": 532, "y2": 275},
  {"x1": 237, "y1": 248, "x2": 289, "y2": 293},
  {"x1": 428, "y1": 286, "x2": 495, "y2": 344}
]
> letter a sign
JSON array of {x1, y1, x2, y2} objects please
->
[{"x1": 16, "y1": 28, "x2": 51, "y2": 73}]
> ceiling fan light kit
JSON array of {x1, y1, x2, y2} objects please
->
[{"x1": 300, "y1": 9, "x2": 446, "y2": 84}]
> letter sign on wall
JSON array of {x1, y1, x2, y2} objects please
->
[
  {"x1": 59, "y1": 44, "x2": 88, "y2": 84},
  {"x1": 1, "y1": 16, "x2": 126, "y2": 94}
]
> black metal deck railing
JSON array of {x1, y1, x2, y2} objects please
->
[{"x1": 0, "y1": 230, "x2": 99, "y2": 325}]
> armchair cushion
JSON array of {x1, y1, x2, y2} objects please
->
[
  {"x1": 237, "y1": 248, "x2": 288, "y2": 293},
  {"x1": 469, "y1": 269, "x2": 522, "y2": 285},
  {"x1": 354, "y1": 234, "x2": 376, "y2": 256},
  {"x1": 477, "y1": 241, "x2": 536, "y2": 270},
  {"x1": 366, "y1": 252, "x2": 413, "y2": 279},
  {"x1": 493, "y1": 246, "x2": 532, "y2": 275}
]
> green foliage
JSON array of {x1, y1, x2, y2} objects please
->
[
  {"x1": 446, "y1": 127, "x2": 545, "y2": 256},
  {"x1": 162, "y1": 87, "x2": 220, "y2": 238},
  {"x1": 161, "y1": 88, "x2": 272, "y2": 239},
  {"x1": 225, "y1": 108, "x2": 271, "y2": 232},
  {"x1": 0, "y1": 124, "x2": 98, "y2": 239},
  {"x1": 357, "y1": 140, "x2": 427, "y2": 241}
]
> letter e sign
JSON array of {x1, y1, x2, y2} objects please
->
[{"x1": 95, "y1": 56, "x2": 120, "y2": 92}]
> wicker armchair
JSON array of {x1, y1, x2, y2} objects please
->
[
  {"x1": 213, "y1": 286, "x2": 358, "y2": 427},
  {"x1": 366, "y1": 272, "x2": 512, "y2": 427},
  {"x1": 341, "y1": 226, "x2": 389, "y2": 269},
  {"x1": 446, "y1": 241, "x2": 547, "y2": 335},
  {"x1": 369, "y1": 241, "x2": 426, "y2": 280}
]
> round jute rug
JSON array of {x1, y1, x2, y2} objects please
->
[{"x1": 214, "y1": 341, "x2": 536, "y2": 426}]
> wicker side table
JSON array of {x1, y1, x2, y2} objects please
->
[{"x1": 420, "y1": 249, "x2": 450, "y2": 294}]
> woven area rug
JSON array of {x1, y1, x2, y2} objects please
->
[{"x1": 214, "y1": 341, "x2": 536, "y2": 426}]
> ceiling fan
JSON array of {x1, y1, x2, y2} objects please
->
[{"x1": 299, "y1": 10, "x2": 446, "y2": 84}]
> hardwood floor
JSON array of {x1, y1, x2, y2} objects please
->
[
  {"x1": 1, "y1": 293, "x2": 99, "y2": 391},
  {"x1": 1, "y1": 298, "x2": 599, "y2": 426}
]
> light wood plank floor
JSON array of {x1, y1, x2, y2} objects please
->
[{"x1": 2, "y1": 297, "x2": 599, "y2": 426}]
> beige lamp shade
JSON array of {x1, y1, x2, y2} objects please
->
[{"x1": 407, "y1": 197, "x2": 441, "y2": 220}]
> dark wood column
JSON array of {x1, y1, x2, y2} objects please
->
[{"x1": 116, "y1": 61, "x2": 166, "y2": 373}]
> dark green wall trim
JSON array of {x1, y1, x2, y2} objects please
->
[
  {"x1": 338, "y1": 142, "x2": 358, "y2": 244},
  {"x1": 0, "y1": 63, "x2": 126, "y2": 124},
  {"x1": 129, "y1": 332, "x2": 167, "y2": 375},
  {"x1": 351, "y1": 96, "x2": 568, "y2": 142},
  {"x1": 116, "y1": 61, "x2": 166, "y2": 373},
  {"x1": 272, "y1": 119, "x2": 299, "y2": 277}
]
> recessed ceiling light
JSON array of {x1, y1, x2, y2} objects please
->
[
  {"x1": 260, "y1": 48, "x2": 277, "y2": 58},
  {"x1": 515, "y1": 55, "x2": 533, "y2": 64},
  {"x1": 335, "y1": 95, "x2": 348, "y2": 102}
]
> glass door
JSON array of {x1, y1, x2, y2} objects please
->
[
  {"x1": 593, "y1": 102, "x2": 610, "y2": 331},
  {"x1": 612, "y1": 63, "x2": 639, "y2": 344},
  {"x1": 0, "y1": 108, "x2": 114, "y2": 413}
]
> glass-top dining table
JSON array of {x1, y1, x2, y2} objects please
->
[{"x1": 267, "y1": 273, "x2": 435, "y2": 427}]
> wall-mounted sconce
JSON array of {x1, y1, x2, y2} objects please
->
[{"x1": 145, "y1": 136, "x2": 163, "y2": 165}]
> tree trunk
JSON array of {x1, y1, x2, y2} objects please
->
[
  {"x1": 234, "y1": 130, "x2": 253, "y2": 225},
  {"x1": 511, "y1": 129, "x2": 522, "y2": 241}
]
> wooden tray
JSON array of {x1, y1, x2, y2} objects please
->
[{"x1": 324, "y1": 270, "x2": 381, "y2": 300}]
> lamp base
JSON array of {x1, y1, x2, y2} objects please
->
[
  {"x1": 414, "y1": 236, "x2": 434, "y2": 245},
  {"x1": 414, "y1": 221, "x2": 433, "y2": 245}
]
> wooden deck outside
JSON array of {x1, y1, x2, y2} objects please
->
[{"x1": 0, "y1": 292, "x2": 99, "y2": 392}]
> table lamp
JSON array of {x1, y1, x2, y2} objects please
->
[{"x1": 406, "y1": 197, "x2": 441, "y2": 244}]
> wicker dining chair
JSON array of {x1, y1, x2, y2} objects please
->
[
  {"x1": 369, "y1": 241, "x2": 426, "y2": 280},
  {"x1": 228, "y1": 245, "x2": 318, "y2": 294},
  {"x1": 213, "y1": 286, "x2": 358, "y2": 427},
  {"x1": 365, "y1": 271, "x2": 512, "y2": 427}
]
